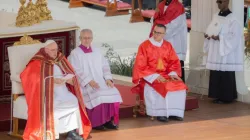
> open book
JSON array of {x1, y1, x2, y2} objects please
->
[
  {"x1": 205, "y1": 14, "x2": 229, "y2": 37},
  {"x1": 55, "y1": 74, "x2": 75, "y2": 86},
  {"x1": 206, "y1": 18, "x2": 223, "y2": 36}
]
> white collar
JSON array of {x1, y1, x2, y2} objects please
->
[{"x1": 149, "y1": 37, "x2": 163, "y2": 47}]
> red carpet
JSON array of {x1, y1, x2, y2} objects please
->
[{"x1": 0, "y1": 84, "x2": 198, "y2": 132}]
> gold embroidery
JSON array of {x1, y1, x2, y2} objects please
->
[{"x1": 156, "y1": 58, "x2": 164, "y2": 70}]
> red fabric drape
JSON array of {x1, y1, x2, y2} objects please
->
[{"x1": 149, "y1": 0, "x2": 185, "y2": 37}]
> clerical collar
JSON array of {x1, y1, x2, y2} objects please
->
[
  {"x1": 79, "y1": 44, "x2": 92, "y2": 53},
  {"x1": 218, "y1": 9, "x2": 232, "y2": 17},
  {"x1": 149, "y1": 37, "x2": 163, "y2": 47}
]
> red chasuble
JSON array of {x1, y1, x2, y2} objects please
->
[
  {"x1": 132, "y1": 40, "x2": 187, "y2": 99},
  {"x1": 149, "y1": 0, "x2": 185, "y2": 37},
  {"x1": 21, "y1": 48, "x2": 91, "y2": 140}
]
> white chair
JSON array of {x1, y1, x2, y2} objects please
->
[
  {"x1": 8, "y1": 34, "x2": 46, "y2": 137},
  {"x1": 185, "y1": 52, "x2": 208, "y2": 99}
]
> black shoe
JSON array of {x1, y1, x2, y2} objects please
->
[
  {"x1": 156, "y1": 116, "x2": 168, "y2": 122},
  {"x1": 212, "y1": 99, "x2": 220, "y2": 103},
  {"x1": 67, "y1": 130, "x2": 84, "y2": 140},
  {"x1": 103, "y1": 121, "x2": 118, "y2": 130},
  {"x1": 93, "y1": 125, "x2": 106, "y2": 130},
  {"x1": 169, "y1": 116, "x2": 184, "y2": 121},
  {"x1": 213, "y1": 99, "x2": 228, "y2": 104}
]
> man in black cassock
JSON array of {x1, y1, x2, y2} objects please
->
[{"x1": 203, "y1": 0, "x2": 244, "y2": 104}]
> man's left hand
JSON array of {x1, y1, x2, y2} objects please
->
[
  {"x1": 169, "y1": 75, "x2": 182, "y2": 81},
  {"x1": 106, "y1": 80, "x2": 114, "y2": 88},
  {"x1": 204, "y1": 34, "x2": 211, "y2": 40},
  {"x1": 211, "y1": 35, "x2": 220, "y2": 40}
]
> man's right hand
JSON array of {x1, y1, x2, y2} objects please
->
[
  {"x1": 89, "y1": 80, "x2": 100, "y2": 89},
  {"x1": 156, "y1": 75, "x2": 167, "y2": 83},
  {"x1": 54, "y1": 78, "x2": 65, "y2": 85},
  {"x1": 204, "y1": 34, "x2": 210, "y2": 40}
]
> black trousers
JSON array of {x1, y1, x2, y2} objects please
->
[
  {"x1": 180, "y1": 60, "x2": 185, "y2": 83},
  {"x1": 208, "y1": 70, "x2": 237, "y2": 102},
  {"x1": 182, "y1": 0, "x2": 191, "y2": 7}
]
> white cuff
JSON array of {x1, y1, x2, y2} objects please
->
[
  {"x1": 168, "y1": 71, "x2": 178, "y2": 76},
  {"x1": 150, "y1": 17, "x2": 154, "y2": 23},
  {"x1": 81, "y1": 75, "x2": 92, "y2": 87},
  {"x1": 143, "y1": 74, "x2": 160, "y2": 84},
  {"x1": 104, "y1": 75, "x2": 113, "y2": 81}
]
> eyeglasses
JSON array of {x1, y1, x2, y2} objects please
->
[
  {"x1": 153, "y1": 31, "x2": 165, "y2": 35},
  {"x1": 80, "y1": 37, "x2": 93, "y2": 40},
  {"x1": 216, "y1": 0, "x2": 226, "y2": 4}
]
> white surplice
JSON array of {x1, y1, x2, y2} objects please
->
[
  {"x1": 53, "y1": 65, "x2": 83, "y2": 139},
  {"x1": 204, "y1": 12, "x2": 244, "y2": 71},
  {"x1": 151, "y1": 6, "x2": 188, "y2": 61},
  {"x1": 143, "y1": 38, "x2": 186, "y2": 118},
  {"x1": 68, "y1": 46, "x2": 122, "y2": 109}
]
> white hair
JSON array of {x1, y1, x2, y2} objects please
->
[{"x1": 80, "y1": 29, "x2": 92, "y2": 34}]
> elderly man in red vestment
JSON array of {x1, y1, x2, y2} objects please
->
[
  {"x1": 132, "y1": 24, "x2": 187, "y2": 122},
  {"x1": 20, "y1": 40, "x2": 91, "y2": 140},
  {"x1": 150, "y1": 0, "x2": 187, "y2": 82}
]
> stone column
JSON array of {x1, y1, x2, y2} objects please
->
[
  {"x1": 232, "y1": 0, "x2": 250, "y2": 103},
  {"x1": 187, "y1": 0, "x2": 218, "y2": 95},
  {"x1": 189, "y1": 0, "x2": 217, "y2": 66}
]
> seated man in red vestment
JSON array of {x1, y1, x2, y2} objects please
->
[
  {"x1": 20, "y1": 40, "x2": 92, "y2": 140},
  {"x1": 150, "y1": 0, "x2": 187, "y2": 82},
  {"x1": 132, "y1": 24, "x2": 188, "y2": 122}
]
